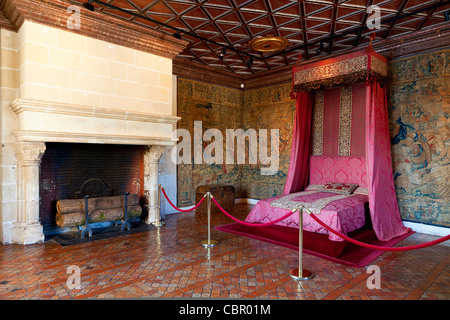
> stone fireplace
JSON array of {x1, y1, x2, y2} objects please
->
[
  {"x1": 6, "y1": 96, "x2": 179, "y2": 244},
  {"x1": 0, "y1": 1, "x2": 187, "y2": 244},
  {"x1": 39, "y1": 142, "x2": 146, "y2": 232}
]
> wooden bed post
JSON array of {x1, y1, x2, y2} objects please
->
[{"x1": 290, "y1": 206, "x2": 313, "y2": 281}]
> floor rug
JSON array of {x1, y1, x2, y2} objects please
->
[{"x1": 216, "y1": 223, "x2": 414, "y2": 268}]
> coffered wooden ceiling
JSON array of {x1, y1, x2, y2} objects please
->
[{"x1": 68, "y1": 0, "x2": 449, "y2": 75}]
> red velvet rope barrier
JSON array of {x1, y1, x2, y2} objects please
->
[
  {"x1": 211, "y1": 197, "x2": 297, "y2": 228},
  {"x1": 161, "y1": 187, "x2": 205, "y2": 212},
  {"x1": 161, "y1": 186, "x2": 449, "y2": 251},
  {"x1": 308, "y1": 211, "x2": 450, "y2": 251}
]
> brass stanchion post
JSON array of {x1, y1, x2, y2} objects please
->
[
  {"x1": 201, "y1": 192, "x2": 218, "y2": 247},
  {"x1": 289, "y1": 206, "x2": 313, "y2": 281},
  {"x1": 152, "y1": 184, "x2": 165, "y2": 227}
]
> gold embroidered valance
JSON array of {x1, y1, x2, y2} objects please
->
[{"x1": 292, "y1": 50, "x2": 388, "y2": 92}]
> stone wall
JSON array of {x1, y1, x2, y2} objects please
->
[
  {"x1": 18, "y1": 20, "x2": 174, "y2": 115},
  {"x1": 0, "y1": 28, "x2": 19, "y2": 243}
]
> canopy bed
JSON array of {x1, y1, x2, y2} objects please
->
[{"x1": 244, "y1": 48, "x2": 410, "y2": 249}]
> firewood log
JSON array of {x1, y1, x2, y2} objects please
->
[
  {"x1": 55, "y1": 205, "x2": 142, "y2": 228},
  {"x1": 56, "y1": 194, "x2": 140, "y2": 214},
  {"x1": 56, "y1": 198, "x2": 96, "y2": 214},
  {"x1": 95, "y1": 194, "x2": 139, "y2": 210}
]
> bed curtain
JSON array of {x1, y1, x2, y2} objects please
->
[
  {"x1": 365, "y1": 81, "x2": 409, "y2": 241},
  {"x1": 286, "y1": 49, "x2": 409, "y2": 241},
  {"x1": 283, "y1": 91, "x2": 313, "y2": 195}
]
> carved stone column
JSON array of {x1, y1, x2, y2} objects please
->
[
  {"x1": 143, "y1": 145, "x2": 165, "y2": 224},
  {"x1": 11, "y1": 142, "x2": 46, "y2": 244}
]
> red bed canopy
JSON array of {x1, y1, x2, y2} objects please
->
[{"x1": 284, "y1": 49, "x2": 409, "y2": 242}]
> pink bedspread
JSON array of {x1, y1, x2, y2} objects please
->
[{"x1": 245, "y1": 191, "x2": 368, "y2": 241}]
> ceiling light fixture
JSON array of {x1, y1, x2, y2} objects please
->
[
  {"x1": 82, "y1": 0, "x2": 95, "y2": 11},
  {"x1": 247, "y1": 56, "x2": 253, "y2": 69},
  {"x1": 247, "y1": 35, "x2": 290, "y2": 53},
  {"x1": 219, "y1": 47, "x2": 226, "y2": 60},
  {"x1": 172, "y1": 32, "x2": 182, "y2": 39},
  {"x1": 316, "y1": 42, "x2": 324, "y2": 55}
]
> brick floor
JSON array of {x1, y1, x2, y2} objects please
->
[{"x1": 0, "y1": 204, "x2": 449, "y2": 300}]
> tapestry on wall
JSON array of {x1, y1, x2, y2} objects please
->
[
  {"x1": 241, "y1": 83, "x2": 296, "y2": 200},
  {"x1": 176, "y1": 78, "x2": 243, "y2": 207},
  {"x1": 176, "y1": 78, "x2": 296, "y2": 206},
  {"x1": 388, "y1": 49, "x2": 449, "y2": 227}
]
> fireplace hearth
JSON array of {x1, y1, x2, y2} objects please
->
[{"x1": 40, "y1": 142, "x2": 145, "y2": 234}]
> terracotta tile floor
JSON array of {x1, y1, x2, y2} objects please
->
[{"x1": 0, "y1": 204, "x2": 449, "y2": 300}]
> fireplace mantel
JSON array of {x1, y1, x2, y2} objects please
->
[{"x1": 10, "y1": 98, "x2": 180, "y2": 146}]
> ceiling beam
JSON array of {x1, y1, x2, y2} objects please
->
[
  {"x1": 263, "y1": 0, "x2": 289, "y2": 67},
  {"x1": 383, "y1": 0, "x2": 409, "y2": 39},
  {"x1": 192, "y1": 0, "x2": 237, "y2": 73},
  {"x1": 264, "y1": 0, "x2": 450, "y2": 60},
  {"x1": 354, "y1": 0, "x2": 375, "y2": 47},
  {"x1": 90, "y1": 0, "x2": 262, "y2": 60},
  {"x1": 299, "y1": 1, "x2": 309, "y2": 60},
  {"x1": 415, "y1": 0, "x2": 444, "y2": 31},
  {"x1": 58, "y1": 0, "x2": 450, "y2": 72},
  {"x1": 328, "y1": 0, "x2": 339, "y2": 54},
  {"x1": 228, "y1": 0, "x2": 260, "y2": 73}
]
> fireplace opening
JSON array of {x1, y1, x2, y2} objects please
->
[{"x1": 40, "y1": 142, "x2": 145, "y2": 234}]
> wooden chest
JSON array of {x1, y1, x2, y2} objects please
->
[{"x1": 195, "y1": 184, "x2": 235, "y2": 214}]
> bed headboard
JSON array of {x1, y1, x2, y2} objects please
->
[{"x1": 309, "y1": 155, "x2": 368, "y2": 188}]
